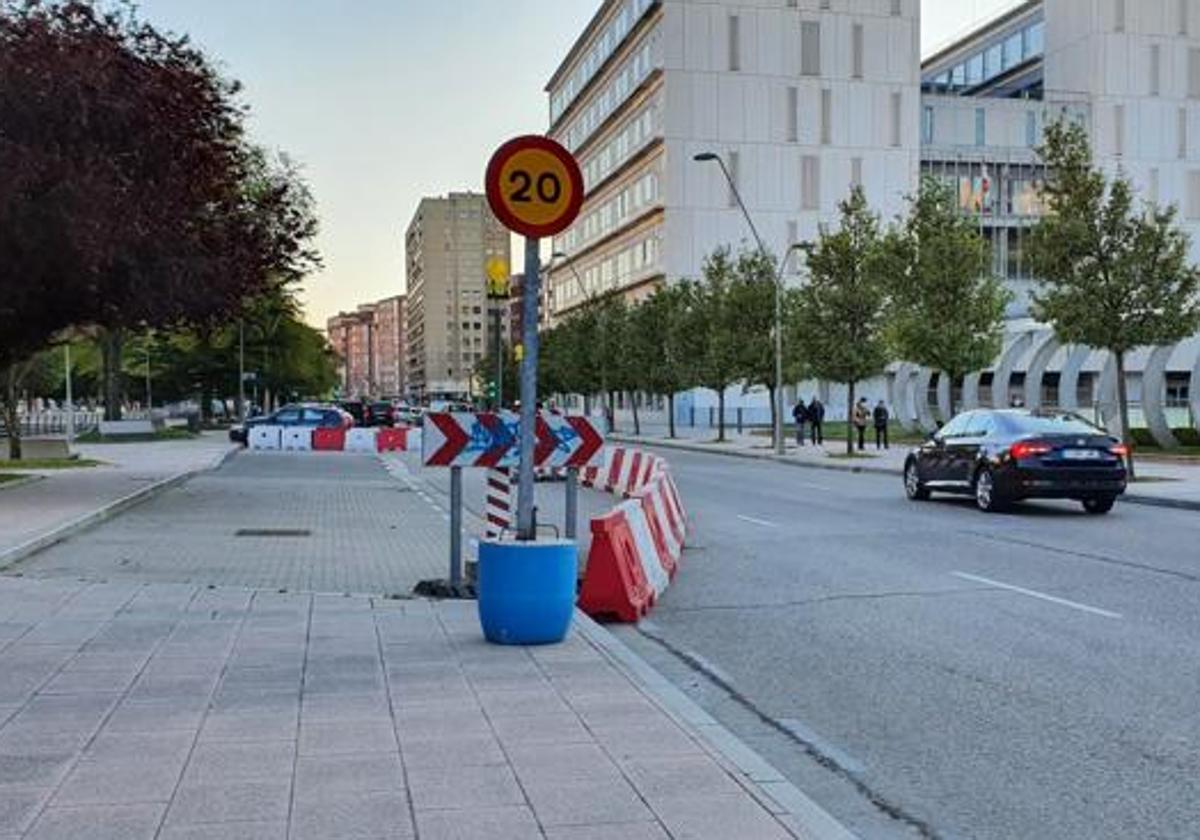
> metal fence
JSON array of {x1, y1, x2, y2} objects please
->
[{"x1": 0, "y1": 411, "x2": 102, "y2": 439}]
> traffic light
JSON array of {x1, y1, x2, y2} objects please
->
[
  {"x1": 486, "y1": 380, "x2": 498, "y2": 401},
  {"x1": 514, "y1": 343, "x2": 524, "y2": 362}
]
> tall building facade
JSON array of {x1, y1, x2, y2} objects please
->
[
  {"x1": 326, "y1": 295, "x2": 407, "y2": 398},
  {"x1": 544, "y1": 0, "x2": 921, "y2": 320},
  {"x1": 545, "y1": 0, "x2": 1200, "y2": 441},
  {"x1": 405, "y1": 193, "x2": 511, "y2": 399}
]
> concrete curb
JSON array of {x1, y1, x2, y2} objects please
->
[
  {"x1": 574, "y1": 611, "x2": 859, "y2": 840},
  {"x1": 0, "y1": 445, "x2": 240, "y2": 573},
  {"x1": 0, "y1": 474, "x2": 45, "y2": 493},
  {"x1": 611, "y1": 434, "x2": 1200, "y2": 512}
]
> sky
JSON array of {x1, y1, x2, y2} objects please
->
[{"x1": 137, "y1": 0, "x2": 1022, "y2": 327}]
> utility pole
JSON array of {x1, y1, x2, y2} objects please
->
[
  {"x1": 64, "y1": 344, "x2": 74, "y2": 446},
  {"x1": 238, "y1": 319, "x2": 246, "y2": 422}
]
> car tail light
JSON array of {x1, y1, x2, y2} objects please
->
[
  {"x1": 1110, "y1": 443, "x2": 1129, "y2": 457},
  {"x1": 1010, "y1": 441, "x2": 1052, "y2": 460}
]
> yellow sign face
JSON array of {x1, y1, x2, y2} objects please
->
[
  {"x1": 486, "y1": 258, "x2": 509, "y2": 284},
  {"x1": 485, "y1": 136, "x2": 584, "y2": 238}
]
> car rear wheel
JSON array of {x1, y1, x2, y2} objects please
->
[
  {"x1": 974, "y1": 466, "x2": 1007, "y2": 513},
  {"x1": 904, "y1": 460, "x2": 930, "y2": 501},
  {"x1": 1082, "y1": 496, "x2": 1115, "y2": 515}
]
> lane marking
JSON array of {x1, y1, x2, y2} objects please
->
[
  {"x1": 951, "y1": 571, "x2": 1123, "y2": 619},
  {"x1": 736, "y1": 514, "x2": 778, "y2": 528}
]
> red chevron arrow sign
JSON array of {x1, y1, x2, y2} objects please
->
[{"x1": 422, "y1": 412, "x2": 604, "y2": 469}]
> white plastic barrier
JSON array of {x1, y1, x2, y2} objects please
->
[
  {"x1": 282, "y1": 427, "x2": 313, "y2": 451},
  {"x1": 345, "y1": 427, "x2": 378, "y2": 453},
  {"x1": 249, "y1": 425, "x2": 283, "y2": 451}
]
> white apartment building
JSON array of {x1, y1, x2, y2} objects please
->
[
  {"x1": 545, "y1": 0, "x2": 921, "y2": 317},
  {"x1": 546, "y1": 0, "x2": 1200, "y2": 442}
]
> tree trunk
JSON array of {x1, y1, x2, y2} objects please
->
[
  {"x1": 631, "y1": 392, "x2": 641, "y2": 436},
  {"x1": 3, "y1": 365, "x2": 22, "y2": 461},
  {"x1": 717, "y1": 389, "x2": 726, "y2": 442},
  {"x1": 1115, "y1": 350, "x2": 1136, "y2": 480},
  {"x1": 767, "y1": 384, "x2": 777, "y2": 446},
  {"x1": 607, "y1": 391, "x2": 616, "y2": 434},
  {"x1": 846, "y1": 380, "x2": 856, "y2": 456},
  {"x1": 667, "y1": 393, "x2": 676, "y2": 439},
  {"x1": 100, "y1": 329, "x2": 124, "y2": 422}
]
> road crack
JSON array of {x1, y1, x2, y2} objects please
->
[
  {"x1": 635, "y1": 623, "x2": 945, "y2": 840},
  {"x1": 966, "y1": 531, "x2": 1200, "y2": 583},
  {"x1": 655, "y1": 586, "x2": 994, "y2": 615}
]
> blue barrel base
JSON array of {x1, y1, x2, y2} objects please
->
[{"x1": 477, "y1": 538, "x2": 577, "y2": 645}]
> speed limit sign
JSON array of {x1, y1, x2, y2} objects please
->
[{"x1": 485, "y1": 136, "x2": 584, "y2": 239}]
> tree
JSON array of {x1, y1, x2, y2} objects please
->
[
  {"x1": 885, "y1": 178, "x2": 1010, "y2": 417},
  {"x1": 690, "y1": 249, "x2": 743, "y2": 442},
  {"x1": 475, "y1": 341, "x2": 519, "y2": 408},
  {"x1": 727, "y1": 247, "x2": 785, "y2": 436},
  {"x1": 626, "y1": 285, "x2": 695, "y2": 438},
  {"x1": 1027, "y1": 120, "x2": 1200, "y2": 478},
  {"x1": 795, "y1": 186, "x2": 892, "y2": 454}
]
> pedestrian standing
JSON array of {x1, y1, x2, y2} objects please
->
[
  {"x1": 808, "y1": 396, "x2": 825, "y2": 445},
  {"x1": 873, "y1": 400, "x2": 890, "y2": 450},
  {"x1": 852, "y1": 397, "x2": 869, "y2": 451},
  {"x1": 791, "y1": 400, "x2": 808, "y2": 446}
]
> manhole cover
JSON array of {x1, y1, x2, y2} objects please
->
[{"x1": 234, "y1": 529, "x2": 312, "y2": 538}]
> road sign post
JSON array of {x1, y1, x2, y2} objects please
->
[
  {"x1": 449, "y1": 466, "x2": 463, "y2": 586},
  {"x1": 485, "y1": 135, "x2": 584, "y2": 542}
]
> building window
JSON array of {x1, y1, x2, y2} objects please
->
[
  {"x1": 984, "y1": 43, "x2": 1002, "y2": 79},
  {"x1": 729, "y1": 15, "x2": 740, "y2": 71},
  {"x1": 801, "y1": 156, "x2": 820, "y2": 210},
  {"x1": 922, "y1": 105, "x2": 934, "y2": 144},
  {"x1": 786, "y1": 220, "x2": 800, "y2": 273},
  {"x1": 801, "y1": 22, "x2": 821, "y2": 76},
  {"x1": 850, "y1": 157, "x2": 863, "y2": 189},
  {"x1": 1003, "y1": 32, "x2": 1023, "y2": 70},
  {"x1": 1151, "y1": 44, "x2": 1161, "y2": 96},
  {"x1": 974, "y1": 107, "x2": 986, "y2": 147},
  {"x1": 787, "y1": 87, "x2": 799, "y2": 142},
  {"x1": 1114, "y1": 0, "x2": 1125, "y2": 32},
  {"x1": 1188, "y1": 171, "x2": 1200, "y2": 220},
  {"x1": 821, "y1": 89, "x2": 832, "y2": 145},
  {"x1": 966, "y1": 53, "x2": 983, "y2": 85},
  {"x1": 819, "y1": 0, "x2": 830, "y2": 8},
  {"x1": 1190, "y1": 48, "x2": 1200, "y2": 98},
  {"x1": 891, "y1": 92, "x2": 902, "y2": 147},
  {"x1": 852, "y1": 23, "x2": 863, "y2": 79},
  {"x1": 1180, "y1": 107, "x2": 1189, "y2": 158},
  {"x1": 1026, "y1": 110, "x2": 1037, "y2": 147},
  {"x1": 1114, "y1": 104, "x2": 1125, "y2": 156},
  {"x1": 728, "y1": 150, "x2": 740, "y2": 208}
]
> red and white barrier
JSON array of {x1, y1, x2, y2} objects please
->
[
  {"x1": 249, "y1": 426, "x2": 283, "y2": 451},
  {"x1": 578, "y1": 446, "x2": 687, "y2": 623},
  {"x1": 250, "y1": 425, "x2": 419, "y2": 454},
  {"x1": 282, "y1": 427, "x2": 312, "y2": 451},
  {"x1": 485, "y1": 468, "x2": 512, "y2": 538}
]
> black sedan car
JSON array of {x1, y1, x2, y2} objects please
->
[
  {"x1": 228, "y1": 404, "x2": 352, "y2": 445},
  {"x1": 903, "y1": 409, "x2": 1128, "y2": 514}
]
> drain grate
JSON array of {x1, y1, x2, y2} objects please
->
[{"x1": 234, "y1": 528, "x2": 312, "y2": 538}]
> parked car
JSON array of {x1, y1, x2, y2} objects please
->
[
  {"x1": 229, "y1": 404, "x2": 352, "y2": 445},
  {"x1": 902, "y1": 409, "x2": 1128, "y2": 514},
  {"x1": 395, "y1": 405, "x2": 425, "y2": 427},
  {"x1": 337, "y1": 400, "x2": 396, "y2": 428}
]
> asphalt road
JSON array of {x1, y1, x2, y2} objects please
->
[{"x1": 609, "y1": 447, "x2": 1200, "y2": 840}]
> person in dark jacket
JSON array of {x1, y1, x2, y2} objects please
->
[
  {"x1": 808, "y1": 396, "x2": 825, "y2": 445},
  {"x1": 791, "y1": 401, "x2": 808, "y2": 446},
  {"x1": 873, "y1": 400, "x2": 890, "y2": 449}
]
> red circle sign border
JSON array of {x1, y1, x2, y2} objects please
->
[{"x1": 485, "y1": 135, "x2": 585, "y2": 239}]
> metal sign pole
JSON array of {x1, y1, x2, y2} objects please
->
[
  {"x1": 494, "y1": 305, "x2": 503, "y2": 409},
  {"x1": 450, "y1": 466, "x2": 463, "y2": 586},
  {"x1": 565, "y1": 467, "x2": 579, "y2": 540},
  {"x1": 516, "y1": 236, "x2": 540, "y2": 541}
]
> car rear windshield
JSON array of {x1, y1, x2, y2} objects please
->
[{"x1": 1001, "y1": 412, "x2": 1104, "y2": 436}]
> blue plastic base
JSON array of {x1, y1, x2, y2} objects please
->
[{"x1": 477, "y1": 538, "x2": 577, "y2": 645}]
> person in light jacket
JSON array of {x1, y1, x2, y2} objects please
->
[{"x1": 852, "y1": 398, "x2": 869, "y2": 451}]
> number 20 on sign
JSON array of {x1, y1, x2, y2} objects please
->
[{"x1": 485, "y1": 136, "x2": 584, "y2": 239}]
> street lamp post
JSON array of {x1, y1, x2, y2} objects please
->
[{"x1": 694, "y1": 152, "x2": 790, "y2": 456}]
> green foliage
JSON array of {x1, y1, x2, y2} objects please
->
[
  {"x1": 884, "y1": 177, "x2": 1009, "y2": 412},
  {"x1": 793, "y1": 186, "x2": 892, "y2": 452},
  {"x1": 1027, "y1": 119, "x2": 1200, "y2": 474},
  {"x1": 474, "y1": 341, "x2": 519, "y2": 407},
  {"x1": 1028, "y1": 120, "x2": 1200, "y2": 355},
  {"x1": 795, "y1": 186, "x2": 892, "y2": 388}
]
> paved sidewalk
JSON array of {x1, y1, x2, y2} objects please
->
[
  {"x1": 0, "y1": 577, "x2": 808, "y2": 840},
  {"x1": 0, "y1": 435, "x2": 237, "y2": 559},
  {"x1": 611, "y1": 429, "x2": 1200, "y2": 509}
]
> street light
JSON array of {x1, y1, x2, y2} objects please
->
[{"x1": 694, "y1": 151, "x2": 789, "y2": 455}]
